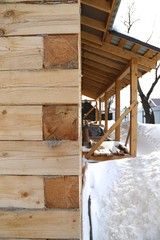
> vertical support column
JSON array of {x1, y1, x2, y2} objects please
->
[
  {"x1": 105, "y1": 92, "x2": 108, "y2": 132},
  {"x1": 99, "y1": 98, "x2": 102, "y2": 125},
  {"x1": 130, "y1": 58, "x2": 138, "y2": 156},
  {"x1": 115, "y1": 79, "x2": 120, "y2": 141},
  {"x1": 95, "y1": 100, "x2": 98, "y2": 122}
]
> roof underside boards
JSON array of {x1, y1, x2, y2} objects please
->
[{"x1": 81, "y1": 0, "x2": 160, "y2": 100}]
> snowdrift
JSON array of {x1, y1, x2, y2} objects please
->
[
  {"x1": 83, "y1": 123, "x2": 160, "y2": 240},
  {"x1": 120, "y1": 122, "x2": 160, "y2": 155}
]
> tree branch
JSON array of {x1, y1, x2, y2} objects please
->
[{"x1": 147, "y1": 63, "x2": 160, "y2": 99}]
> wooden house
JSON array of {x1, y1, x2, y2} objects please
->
[
  {"x1": 0, "y1": 0, "x2": 81, "y2": 239},
  {"x1": 0, "y1": 0, "x2": 160, "y2": 239}
]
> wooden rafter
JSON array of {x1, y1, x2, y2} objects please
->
[
  {"x1": 81, "y1": 0, "x2": 160, "y2": 101},
  {"x1": 81, "y1": 0, "x2": 111, "y2": 13},
  {"x1": 82, "y1": 31, "x2": 102, "y2": 45},
  {"x1": 82, "y1": 32, "x2": 157, "y2": 69},
  {"x1": 97, "y1": 63, "x2": 130, "y2": 99},
  {"x1": 82, "y1": 59, "x2": 120, "y2": 75},
  {"x1": 82, "y1": 51, "x2": 126, "y2": 70},
  {"x1": 131, "y1": 44, "x2": 141, "y2": 53},
  {"x1": 81, "y1": 16, "x2": 106, "y2": 32},
  {"x1": 102, "y1": 0, "x2": 116, "y2": 41},
  {"x1": 82, "y1": 44, "x2": 128, "y2": 64}
]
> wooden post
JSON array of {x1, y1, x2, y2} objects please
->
[
  {"x1": 105, "y1": 92, "x2": 108, "y2": 132},
  {"x1": 115, "y1": 78, "x2": 120, "y2": 141},
  {"x1": 96, "y1": 101, "x2": 98, "y2": 122},
  {"x1": 130, "y1": 58, "x2": 138, "y2": 156},
  {"x1": 99, "y1": 98, "x2": 102, "y2": 125},
  {"x1": 85, "y1": 101, "x2": 137, "y2": 159}
]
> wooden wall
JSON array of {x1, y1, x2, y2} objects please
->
[{"x1": 0, "y1": 0, "x2": 81, "y2": 239}]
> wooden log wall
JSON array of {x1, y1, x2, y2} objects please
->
[{"x1": 0, "y1": 0, "x2": 81, "y2": 239}]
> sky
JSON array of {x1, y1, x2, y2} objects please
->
[
  {"x1": 112, "y1": 0, "x2": 160, "y2": 109},
  {"x1": 113, "y1": 0, "x2": 160, "y2": 47},
  {"x1": 82, "y1": 0, "x2": 160, "y2": 109}
]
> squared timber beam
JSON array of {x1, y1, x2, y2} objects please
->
[{"x1": 130, "y1": 58, "x2": 138, "y2": 156}]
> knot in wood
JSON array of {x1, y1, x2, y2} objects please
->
[
  {"x1": 21, "y1": 191, "x2": 29, "y2": 198},
  {"x1": 4, "y1": 10, "x2": 14, "y2": 17},
  {"x1": 2, "y1": 110, "x2": 7, "y2": 115},
  {"x1": 0, "y1": 29, "x2": 5, "y2": 36}
]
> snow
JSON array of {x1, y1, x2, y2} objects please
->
[{"x1": 83, "y1": 122, "x2": 160, "y2": 240}]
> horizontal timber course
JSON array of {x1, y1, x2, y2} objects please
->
[
  {"x1": 0, "y1": 140, "x2": 79, "y2": 175},
  {"x1": 0, "y1": 1, "x2": 81, "y2": 239}
]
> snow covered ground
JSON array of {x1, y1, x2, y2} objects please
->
[{"x1": 83, "y1": 122, "x2": 160, "y2": 240}]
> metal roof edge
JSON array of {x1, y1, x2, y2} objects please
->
[
  {"x1": 109, "y1": 30, "x2": 160, "y2": 53},
  {"x1": 109, "y1": 0, "x2": 122, "y2": 30}
]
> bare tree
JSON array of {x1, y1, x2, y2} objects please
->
[
  {"x1": 123, "y1": 1, "x2": 139, "y2": 33},
  {"x1": 138, "y1": 63, "x2": 160, "y2": 123},
  {"x1": 123, "y1": 0, "x2": 160, "y2": 123}
]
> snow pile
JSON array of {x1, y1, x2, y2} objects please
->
[
  {"x1": 83, "y1": 123, "x2": 160, "y2": 240},
  {"x1": 114, "y1": 121, "x2": 160, "y2": 155},
  {"x1": 137, "y1": 123, "x2": 160, "y2": 155}
]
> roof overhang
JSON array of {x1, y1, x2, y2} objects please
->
[{"x1": 81, "y1": 0, "x2": 160, "y2": 100}]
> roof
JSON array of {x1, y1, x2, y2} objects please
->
[
  {"x1": 81, "y1": 0, "x2": 160, "y2": 100},
  {"x1": 149, "y1": 98, "x2": 160, "y2": 107}
]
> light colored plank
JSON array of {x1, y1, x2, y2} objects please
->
[
  {"x1": 99, "y1": 98, "x2": 102, "y2": 125},
  {"x1": 130, "y1": 58, "x2": 138, "y2": 156},
  {"x1": 0, "y1": 210, "x2": 80, "y2": 239},
  {"x1": 45, "y1": 0, "x2": 78, "y2": 2},
  {"x1": 0, "y1": 86, "x2": 79, "y2": 105},
  {"x1": 0, "y1": 106, "x2": 42, "y2": 140},
  {"x1": 0, "y1": 69, "x2": 79, "y2": 104},
  {"x1": 115, "y1": 79, "x2": 120, "y2": 141},
  {"x1": 0, "y1": 176, "x2": 44, "y2": 208},
  {"x1": 0, "y1": 37, "x2": 43, "y2": 70},
  {"x1": 0, "y1": 0, "x2": 42, "y2": 2},
  {"x1": 0, "y1": 140, "x2": 79, "y2": 175},
  {"x1": 0, "y1": 69, "x2": 79, "y2": 87},
  {"x1": 105, "y1": 92, "x2": 108, "y2": 132},
  {"x1": 0, "y1": 4, "x2": 80, "y2": 36}
]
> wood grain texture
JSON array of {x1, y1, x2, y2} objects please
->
[
  {"x1": 0, "y1": 37, "x2": 43, "y2": 70},
  {"x1": 44, "y1": 35, "x2": 78, "y2": 69},
  {"x1": 0, "y1": 141, "x2": 79, "y2": 175},
  {"x1": 0, "y1": 176, "x2": 44, "y2": 208},
  {"x1": 44, "y1": 176, "x2": 79, "y2": 209},
  {"x1": 0, "y1": 0, "x2": 42, "y2": 2},
  {"x1": 0, "y1": 106, "x2": 42, "y2": 140},
  {"x1": 45, "y1": 0, "x2": 78, "y2": 2},
  {"x1": 0, "y1": 87, "x2": 79, "y2": 105},
  {"x1": 0, "y1": 4, "x2": 80, "y2": 36},
  {"x1": 0, "y1": 69, "x2": 80, "y2": 105},
  {"x1": 43, "y1": 105, "x2": 78, "y2": 140},
  {"x1": 0, "y1": 210, "x2": 80, "y2": 239},
  {"x1": 0, "y1": 69, "x2": 80, "y2": 87}
]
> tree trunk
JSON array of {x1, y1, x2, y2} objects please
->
[
  {"x1": 138, "y1": 80, "x2": 155, "y2": 124},
  {"x1": 141, "y1": 97, "x2": 155, "y2": 124}
]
